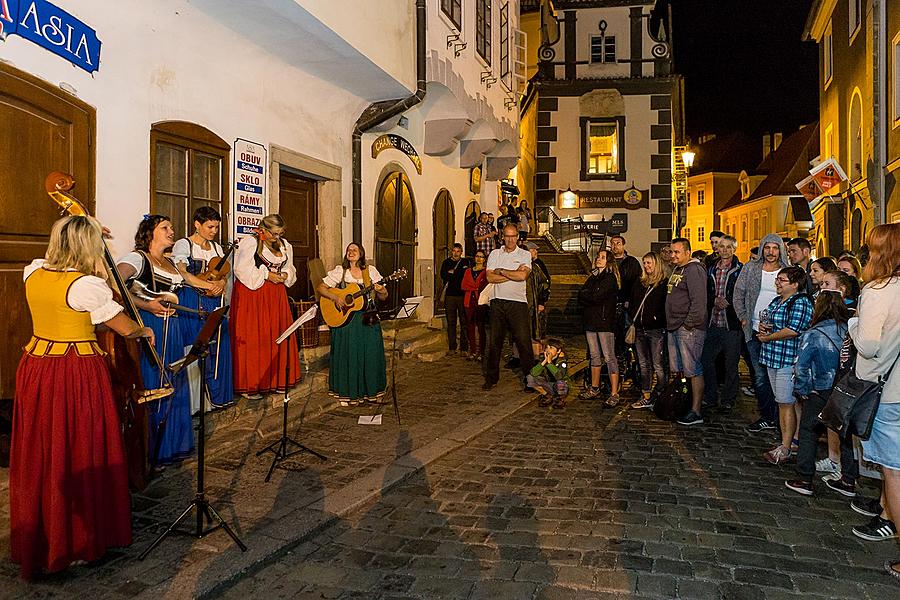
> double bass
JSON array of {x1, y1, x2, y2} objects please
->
[{"x1": 45, "y1": 171, "x2": 173, "y2": 490}]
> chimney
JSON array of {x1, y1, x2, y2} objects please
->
[
  {"x1": 773, "y1": 132, "x2": 783, "y2": 150},
  {"x1": 762, "y1": 134, "x2": 771, "y2": 160}
]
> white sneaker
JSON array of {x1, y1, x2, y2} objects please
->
[
  {"x1": 815, "y1": 458, "x2": 839, "y2": 474},
  {"x1": 822, "y1": 472, "x2": 842, "y2": 482},
  {"x1": 741, "y1": 385, "x2": 756, "y2": 397}
]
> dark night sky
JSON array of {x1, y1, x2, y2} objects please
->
[{"x1": 671, "y1": 0, "x2": 819, "y2": 139}]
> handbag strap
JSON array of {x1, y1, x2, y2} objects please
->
[{"x1": 634, "y1": 285, "x2": 654, "y2": 321}]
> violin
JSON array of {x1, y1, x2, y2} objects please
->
[{"x1": 197, "y1": 242, "x2": 234, "y2": 295}]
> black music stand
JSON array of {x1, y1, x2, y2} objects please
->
[
  {"x1": 377, "y1": 296, "x2": 422, "y2": 427},
  {"x1": 140, "y1": 306, "x2": 247, "y2": 559},
  {"x1": 256, "y1": 305, "x2": 327, "y2": 483}
]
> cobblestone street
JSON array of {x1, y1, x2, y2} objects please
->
[{"x1": 219, "y1": 385, "x2": 898, "y2": 600}]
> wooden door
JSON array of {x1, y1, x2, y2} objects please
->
[
  {"x1": 375, "y1": 171, "x2": 416, "y2": 313},
  {"x1": 279, "y1": 169, "x2": 318, "y2": 302},
  {"x1": 0, "y1": 63, "x2": 95, "y2": 399},
  {"x1": 432, "y1": 190, "x2": 455, "y2": 314}
]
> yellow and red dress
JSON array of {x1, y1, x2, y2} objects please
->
[
  {"x1": 10, "y1": 260, "x2": 131, "y2": 580},
  {"x1": 231, "y1": 235, "x2": 300, "y2": 394}
]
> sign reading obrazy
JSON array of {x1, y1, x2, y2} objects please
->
[{"x1": 0, "y1": 0, "x2": 101, "y2": 73}]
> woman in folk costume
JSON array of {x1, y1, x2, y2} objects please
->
[
  {"x1": 117, "y1": 215, "x2": 193, "y2": 465},
  {"x1": 11, "y1": 215, "x2": 152, "y2": 579},
  {"x1": 317, "y1": 242, "x2": 388, "y2": 405},
  {"x1": 172, "y1": 206, "x2": 233, "y2": 410},
  {"x1": 231, "y1": 214, "x2": 299, "y2": 399}
]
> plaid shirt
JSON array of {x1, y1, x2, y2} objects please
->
[
  {"x1": 711, "y1": 260, "x2": 732, "y2": 327},
  {"x1": 474, "y1": 222, "x2": 493, "y2": 255},
  {"x1": 760, "y1": 293, "x2": 813, "y2": 369}
]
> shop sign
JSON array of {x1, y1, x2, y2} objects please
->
[
  {"x1": 573, "y1": 213, "x2": 628, "y2": 235},
  {"x1": 470, "y1": 166, "x2": 482, "y2": 194},
  {"x1": 371, "y1": 134, "x2": 422, "y2": 175},
  {"x1": 0, "y1": 0, "x2": 101, "y2": 73},
  {"x1": 233, "y1": 139, "x2": 267, "y2": 239},
  {"x1": 574, "y1": 188, "x2": 649, "y2": 210}
]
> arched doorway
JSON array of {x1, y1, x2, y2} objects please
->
[
  {"x1": 851, "y1": 207, "x2": 863, "y2": 250},
  {"x1": 849, "y1": 90, "x2": 863, "y2": 181},
  {"x1": 375, "y1": 170, "x2": 417, "y2": 312},
  {"x1": 464, "y1": 200, "x2": 480, "y2": 257},
  {"x1": 433, "y1": 190, "x2": 455, "y2": 314}
]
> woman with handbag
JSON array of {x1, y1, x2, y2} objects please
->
[
  {"x1": 578, "y1": 250, "x2": 621, "y2": 406},
  {"x1": 784, "y1": 290, "x2": 853, "y2": 496},
  {"x1": 757, "y1": 266, "x2": 814, "y2": 464},
  {"x1": 629, "y1": 252, "x2": 669, "y2": 409},
  {"x1": 847, "y1": 224, "x2": 900, "y2": 570},
  {"x1": 461, "y1": 250, "x2": 488, "y2": 361}
]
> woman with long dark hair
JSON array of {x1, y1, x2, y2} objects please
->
[
  {"x1": 231, "y1": 214, "x2": 299, "y2": 399},
  {"x1": 579, "y1": 250, "x2": 622, "y2": 405},
  {"x1": 461, "y1": 249, "x2": 488, "y2": 361},
  {"x1": 117, "y1": 214, "x2": 194, "y2": 465},
  {"x1": 317, "y1": 242, "x2": 388, "y2": 405},
  {"x1": 809, "y1": 256, "x2": 837, "y2": 295}
]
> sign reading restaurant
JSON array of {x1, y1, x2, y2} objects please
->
[
  {"x1": 0, "y1": 0, "x2": 101, "y2": 73},
  {"x1": 233, "y1": 139, "x2": 268, "y2": 240},
  {"x1": 566, "y1": 186, "x2": 650, "y2": 210}
]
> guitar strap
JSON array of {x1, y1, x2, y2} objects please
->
[{"x1": 361, "y1": 266, "x2": 379, "y2": 325}]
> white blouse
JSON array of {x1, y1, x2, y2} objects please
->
[
  {"x1": 24, "y1": 259, "x2": 123, "y2": 324},
  {"x1": 171, "y1": 238, "x2": 224, "y2": 267},
  {"x1": 117, "y1": 251, "x2": 185, "y2": 287},
  {"x1": 322, "y1": 264, "x2": 383, "y2": 288},
  {"x1": 233, "y1": 235, "x2": 297, "y2": 291}
]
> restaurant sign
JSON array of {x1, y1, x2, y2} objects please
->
[
  {"x1": 0, "y1": 0, "x2": 101, "y2": 73},
  {"x1": 371, "y1": 134, "x2": 423, "y2": 175},
  {"x1": 574, "y1": 187, "x2": 649, "y2": 210},
  {"x1": 573, "y1": 213, "x2": 629, "y2": 235}
]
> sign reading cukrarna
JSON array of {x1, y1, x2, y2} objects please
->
[{"x1": 0, "y1": 0, "x2": 101, "y2": 73}]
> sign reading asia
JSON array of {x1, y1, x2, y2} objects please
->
[
  {"x1": 233, "y1": 139, "x2": 267, "y2": 240},
  {"x1": 0, "y1": 0, "x2": 101, "y2": 73},
  {"x1": 573, "y1": 187, "x2": 649, "y2": 210}
]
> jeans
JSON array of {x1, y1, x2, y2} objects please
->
[
  {"x1": 701, "y1": 326, "x2": 742, "y2": 406},
  {"x1": 585, "y1": 331, "x2": 618, "y2": 373},
  {"x1": 745, "y1": 333, "x2": 776, "y2": 422},
  {"x1": 444, "y1": 295, "x2": 468, "y2": 352},
  {"x1": 634, "y1": 328, "x2": 667, "y2": 393},
  {"x1": 485, "y1": 300, "x2": 534, "y2": 386},
  {"x1": 768, "y1": 366, "x2": 795, "y2": 404},
  {"x1": 667, "y1": 327, "x2": 706, "y2": 378},
  {"x1": 796, "y1": 391, "x2": 858, "y2": 483},
  {"x1": 526, "y1": 374, "x2": 556, "y2": 397}
]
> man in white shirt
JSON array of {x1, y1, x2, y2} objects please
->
[{"x1": 483, "y1": 224, "x2": 533, "y2": 391}]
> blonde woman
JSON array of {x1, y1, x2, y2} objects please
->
[
  {"x1": 578, "y1": 250, "x2": 622, "y2": 405},
  {"x1": 629, "y1": 252, "x2": 670, "y2": 409},
  {"x1": 11, "y1": 216, "x2": 151, "y2": 579}
]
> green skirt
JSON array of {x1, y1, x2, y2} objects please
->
[{"x1": 328, "y1": 311, "x2": 387, "y2": 400}]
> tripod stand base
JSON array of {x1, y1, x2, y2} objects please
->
[
  {"x1": 139, "y1": 495, "x2": 247, "y2": 560},
  {"x1": 256, "y1": 435, "x2": 327, "y2": 482}
]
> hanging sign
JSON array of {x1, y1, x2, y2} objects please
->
[
  {"x1": 575, "y1": 188, "x2": 649, "y2": 210},
  {"x1": 0, "y1": 1, "x2": 101, "y2": 73},
  {"x1": 233, "y1": 139, "x2": 267, "y2": 240},
  {"x1": 371, "y1": 134, "x2": 423, "y2": 175},
  {"x1": 470, "y1": 166, "x2": 482, "y2": 194}
]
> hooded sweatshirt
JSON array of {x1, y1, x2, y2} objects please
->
[
  {"x1": 665, "y1": 258, "x2": 708, "y2": 331},
  {"x1": 733, "y1": 234, "x2": 789, "y2": 340}
]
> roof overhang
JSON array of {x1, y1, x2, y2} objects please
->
[{"x1": 803, "y1": 0, "x2": 838, "y2": 42}]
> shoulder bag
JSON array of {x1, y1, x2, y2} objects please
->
[{"x1": 624, "y1": 285, "x2": 654, "y2": 345}]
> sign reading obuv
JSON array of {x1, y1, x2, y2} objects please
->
[
  {"x1": 0, "y1": 0, "x2": 101, "y2": 73},
  {"x1": 233, "y1": 139, "x2": 267, "y2": 240}
]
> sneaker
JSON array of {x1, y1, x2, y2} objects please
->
[
  {"x1": 741, "y1": 385, "x2": 756, "y2": 397},
  {"x1": 883, "y1": 560, "x2": 900, "y2": 583},
  {"x1": 746, "y1": 418, "x2": 776, "y2": 433},
  {"x1": 631, "y1": 397, "x2": 654, "y2": 409},
  {"x1": 605, "y1": 394, "x2": 620, "y2": 407},
  {"x1": 815, "y1": 457, "x2": 840, "y2": 474},
  {"x1": 763, "y1": 445, "x2": 791, "y2": 465},
  {"x1": 824, "y1": 477, "x2": 857, "y2": 498},
  {"x1": 851, "y1": 496, "x2": 884, "y2": 518},
  {"x1": 852, "y1": 516, "x2": 898, "y2": 541},
  {"x1": 677, "y1": 410, "x2": 704, "y2": 426},
  {"x1": 821, "y1": 471, "x2": 842, "y2": 482},
  {"x1": 785, "y1": 479, "x2": 814, "y2": 496},
  {"x1": 579, "y1": 387, "x2": 602, "y2": 400}
]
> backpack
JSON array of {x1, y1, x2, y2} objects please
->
[{"x1": 653, "y1": 376, "x2": 692, "y2": 422}]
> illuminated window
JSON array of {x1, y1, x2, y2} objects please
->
[
  {"x1": 698, "y1": 227, "x2": 705, "y2": 242},
  {"x1": 687, "y1": 191, "x2": 691, "y2": 206},
  {"x1": 893, "y1": 33, "x2": 900, "y2": 123},
  {"x1": 580, "y1": 117, "x2": 625, "y2": 181},
  {"x1": 849, "y1": 0, "x2": 861, "y2": 39},
  {"x1": 824, "y1": 23, "x2": 833, "y2": 86},
  {"x1": 697, "y1": 188, "x2": 705, "y2": 206}
]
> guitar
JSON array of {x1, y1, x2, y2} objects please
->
[{"x1": 319, "y1": 268, "x2": 408, "y2": 328}]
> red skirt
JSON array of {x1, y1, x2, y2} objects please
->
[
  {"x1": 231, "y1": 280, "x2": 301, "y2": 393},
  {"x1": 10, "y1": 351, "x2": 132, "y2": 580}
]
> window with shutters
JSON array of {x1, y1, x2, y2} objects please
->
[{"x1": 150, "y1": 122, "x2": 230, "y2": 242}]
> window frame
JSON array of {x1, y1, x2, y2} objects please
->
[
  {"x1": 441, "y1": 0, "x2": 462, "y2": 31},
  {"x1": 698, "y1": 226, "x2": 705, "y2": 243},
  {"x1": 476, "y1": 0, "x2": 492, "y2": 66},
  {"x1": 893, "y1": 32, "x2": 900, "y2": 127},
  {"x1": 697, "y1": 186, "x2": 706, "y2": 206},
  {"x1": 849, "y1": 0, "x2": 861, "y2": 42},
  {"x1": 500, "y1": 2, "x2": 509, "y2": 80},
  {"x1": 823, "y1": 22, "x2": 834, "y2": 89},
  {"x1": 580, "y1": 116, "x2": 626, "y2": 182},
  {"x1": 590, "y1": 34, "x2": 617, "y2": 64},
  {"x1": 150, "y1": 121, "x2": 230, "y2": 243}
]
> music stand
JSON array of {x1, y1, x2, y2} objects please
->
[
  {"x1": 140, "y1": 306, "x2": 247, "y2": 559},
  {"x1": 257, "y1": 304, "x2": 327, "y2": 483},
  {"x1": 379, "y1": 296, "x2": 423, "y2": 426}
]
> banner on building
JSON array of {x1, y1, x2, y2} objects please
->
[
  {"x1": 564, "y1": 188, "x2": 649, "y2": 210},
  {"x1": 0, "y1": 1, "x2": 101, "y2": 73},
  {"x1": 809, "y1": 157, "x2": 848, "y2": 194},
  {"x1": 233, "y1": 139, "x2": 267, "y2": 240}
]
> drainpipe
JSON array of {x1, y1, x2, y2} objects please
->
[
  {"x1": 351, "y1": 0, "x2": 427, "y2": 243},
  {"x1": 873, "y1": 0, "x2": 887, "y2": 225}
]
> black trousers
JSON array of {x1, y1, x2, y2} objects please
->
[
  {"x1": 444, "y1": 295, "x2": 468, "y2": 351},
  {"x1": 485, "y1": 299, "x2": 534, "y2": 386},
  {"x1": 701, "y1": 326, "x2": 742, "y2": 406},
  {"x1": 796, "y1": 391, "x2": 859, "y2": 484}
]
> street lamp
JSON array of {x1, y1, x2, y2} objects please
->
[
  {"x1": 560, "y1": 186, "x2": 577, "y2": 209},
  {"x1": 681, "y1": 149, "x2": 695, "y2": 170}
]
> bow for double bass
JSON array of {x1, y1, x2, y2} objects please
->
[{"x1": 44, "y1": 172, "x2": 174, "y2": 402}]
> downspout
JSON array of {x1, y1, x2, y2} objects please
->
[
  {"x1": 351, "y1": 0, "x2": 427, "y2": 243},
  {"x1": 873, "y1": 0, "x2": 887, "y2": 225}
]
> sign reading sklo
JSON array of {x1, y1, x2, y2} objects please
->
[
  {"x1": 0, "y1": 0, "x2": 101, "y2": 73},
  {"x1": 233, "y1": 139, "x2": 267, "y2": 240}
]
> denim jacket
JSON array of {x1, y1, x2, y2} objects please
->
[{"x1": 793, "y1": 319, "x2": 847, "y2": 395}]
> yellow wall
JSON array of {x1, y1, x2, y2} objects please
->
[
  {"x1": 517, "y1": 96, "x2": 537, "y2": 210},
  {"x1": 719, "y1": 196, "x2": 789, "y2": 263}
]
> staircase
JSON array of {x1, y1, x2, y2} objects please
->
[{"x1": 531, "y1": 236, "x2": 588, "y2": 337}]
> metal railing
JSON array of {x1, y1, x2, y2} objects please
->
[{"x1": 535, "y1": 206, "x2": 598, "y2": 255}]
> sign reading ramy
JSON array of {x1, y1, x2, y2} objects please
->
[
  {"x1": 233, "y1": 139, "x2": 267, "y2": 240},
  {"x1": 0, "y1": 0, "x2": 101, "y2": 73}
]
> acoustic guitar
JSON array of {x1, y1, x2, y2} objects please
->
[{"x1": 319, "y1": 268, "x2": 408, "y2": 328}]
